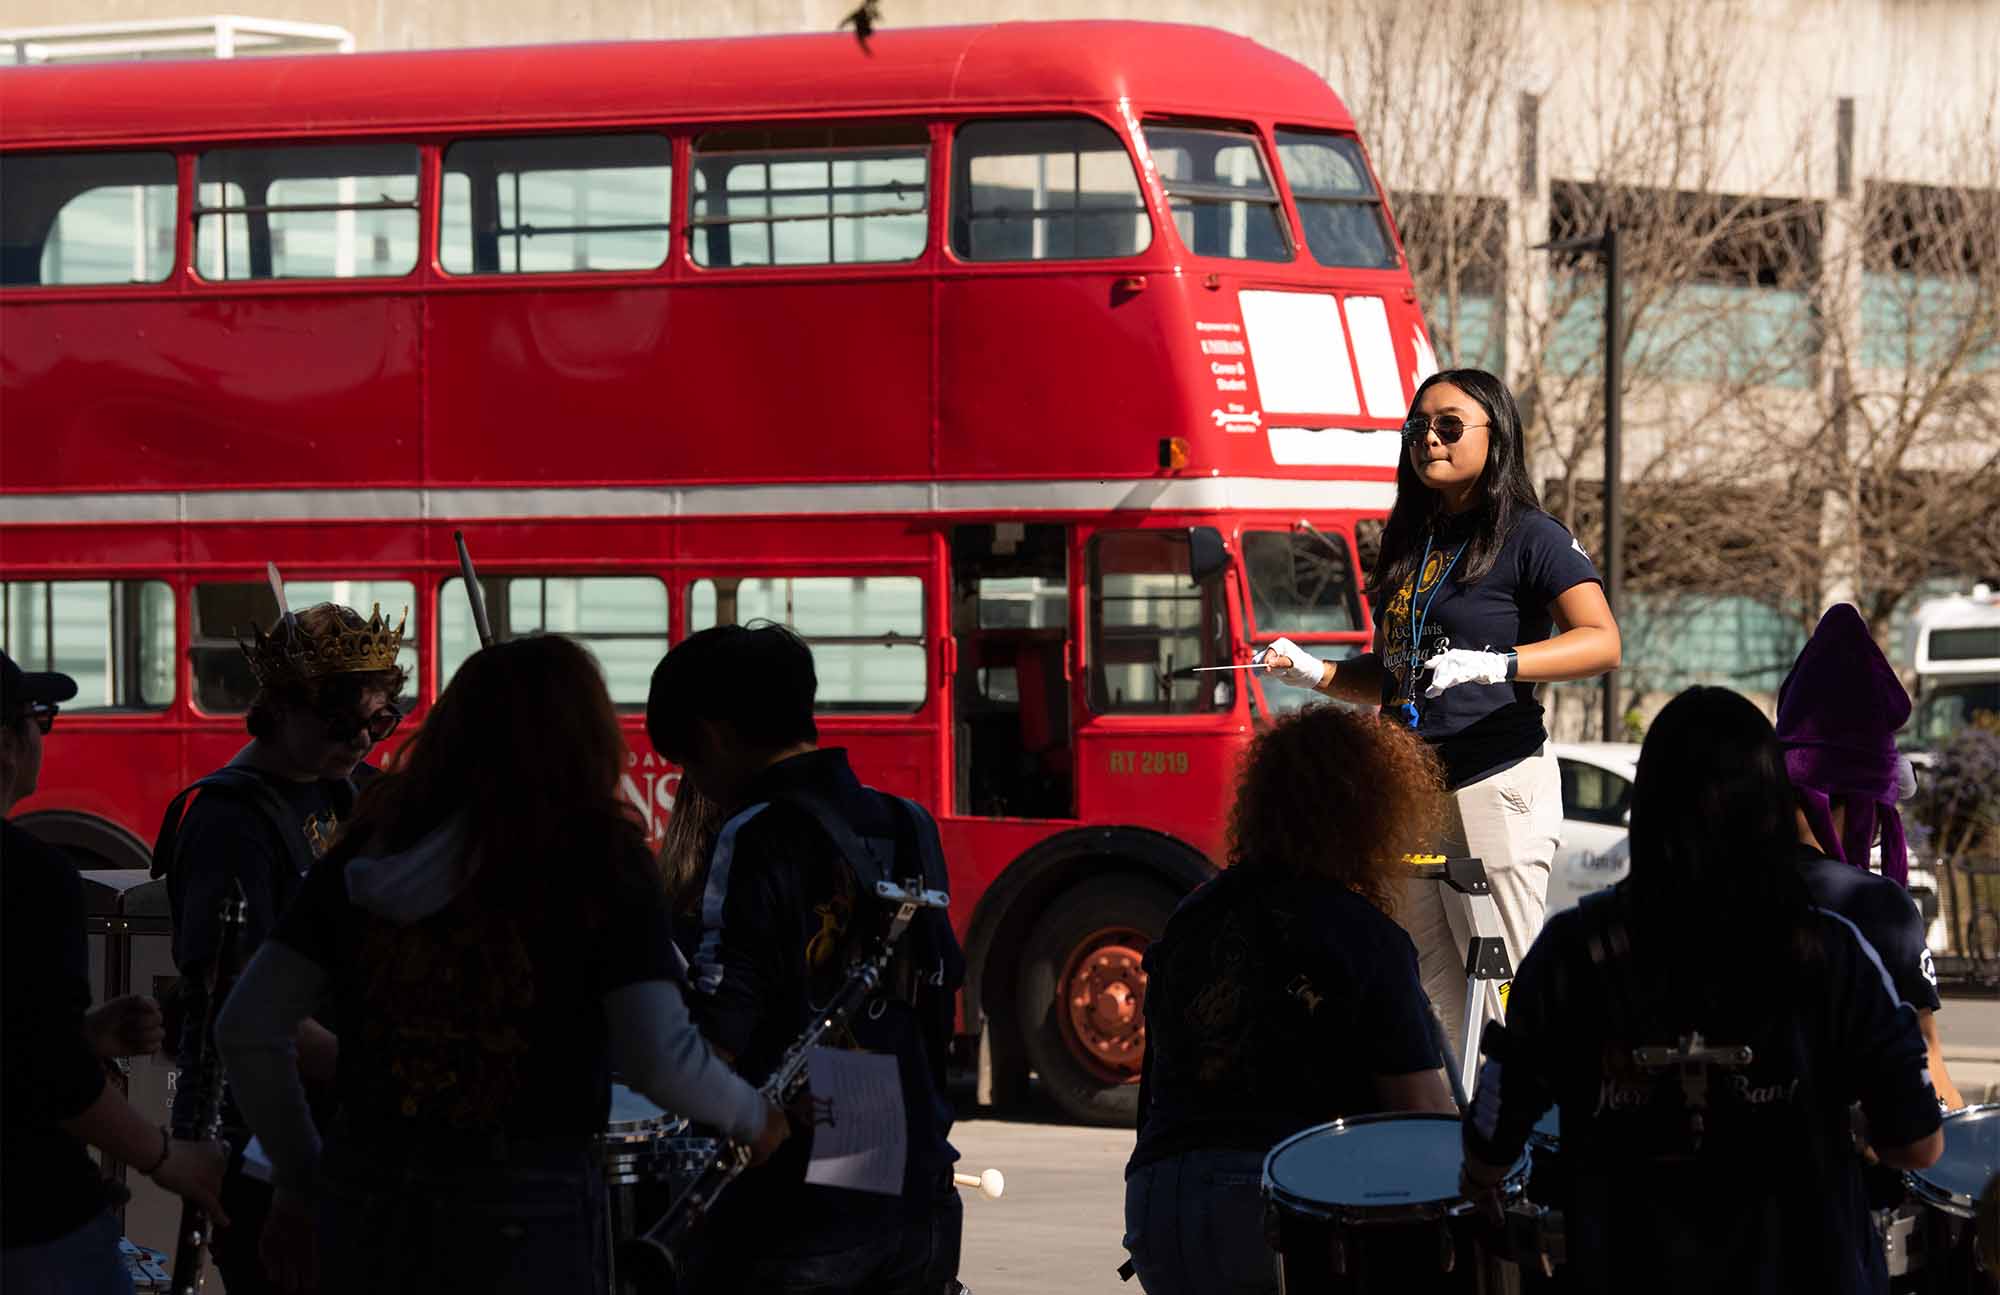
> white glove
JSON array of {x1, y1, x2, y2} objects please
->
[
  {"x1": 1423, "y1": 648, "x2": 1512, "y2": 697},
  {"x1": 1257, "y1": 637, "x2": 1326, "y2": 690}
]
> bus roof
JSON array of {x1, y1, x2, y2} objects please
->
[{"x1": 0, "y1": 21, "x2": 1355, "y2": 149}]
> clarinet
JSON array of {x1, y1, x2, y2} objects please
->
[
  {"x1": 616, "y1": 876, "x2": 948, "y2": 1292},
  {"x1": 169, "y1": 879, "x2": 250, "y2": 1295}
]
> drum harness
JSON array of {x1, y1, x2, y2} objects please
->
[{"x1": 616, "y1": 785, "x2": 951, "y2": 1293}]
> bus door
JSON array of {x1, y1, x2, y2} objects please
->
[{"x1": 948, "y1": 524, "x2": 1075, "y2": 819}]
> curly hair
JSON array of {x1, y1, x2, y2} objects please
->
[{"x1": 1225, "y1": 704, "x2": 1446, "y2": 915}]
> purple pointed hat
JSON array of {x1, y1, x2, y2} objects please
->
[{"x1": 1774, "y1": 603, "x2": 1913, "y2": 884}]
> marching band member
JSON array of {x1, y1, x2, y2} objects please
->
[
  {"x1": 217, "y1": 633, "x2": 782, "y2": 1294},
  {"x1": 1260, "y1": 367, "x2": 1619, "y2": 1063},
  {"x1": 153, "y1": 601, "x2": 405, "y2": 1295},
  {"x1": 2, "y1": 651, "x2": 227, "y2": 1294},
  {"x1": 1776, "y1": 603, "x2": 1965, "y2": 1110},
  {"x1": 1462, "y1": 687, "x2": 1941, "y2": 1294},
  {"x1": 1122, "y1": 706, "x2": 1456, "y2": 1295},
  {"x1": 646, "y1": 624, "x2": 966, "y2": 1295}
]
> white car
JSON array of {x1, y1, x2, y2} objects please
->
[
  {"x1": 1545, "y1": 742, "x2": 1946, "y2": 948},
  {"x1": 1552, "y1": 741, "x2": 1639, "y2": 866}
]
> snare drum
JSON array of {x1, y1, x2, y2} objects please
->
[
  {"x1": 1262, "y1": 1113, "x2": 1526, "y2": 1293},
  {"x1": 1900, "y1": 1103, "x2": 2000, "y2": 1293}
]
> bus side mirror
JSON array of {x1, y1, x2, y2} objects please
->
[{"x1": 1188, "y1": 527, "x2": 1228, "y2": 585}]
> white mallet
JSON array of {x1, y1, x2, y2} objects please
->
[{"x1": 953, "y1": 1168, "x2": 1005, "y2": 1199}]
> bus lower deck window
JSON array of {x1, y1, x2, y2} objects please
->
[
  {"x1": 0, "y1": 581, "x2": 174, "y2": 709},
  {"x1": 439, "y1": 576, "x2": 665, "y2": 705},
  {"x1": 950, "y1": 118, "x2": 1152, "y2": 261},
  {"x1": 687, "y1": 575, "x2": 925, "y2": 710},
  {"x1": 193, "y1": 579, "x2": 416, "y2": 713}
]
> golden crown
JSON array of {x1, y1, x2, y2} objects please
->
[{"x1": 241, "y1": 602, "x2": 407, "y2": 687}]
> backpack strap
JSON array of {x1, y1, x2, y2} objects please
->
[{"x1": 151, "y1": 766, "x2": 319, "y2": 883}]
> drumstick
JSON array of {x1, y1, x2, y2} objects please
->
[{"x1": 953, "y1": 1169, "x2": 1005, "y2": 1199}]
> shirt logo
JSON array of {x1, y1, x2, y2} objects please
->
[
  {"x1": 1571, "y1": 536, "x2": 1591, "y2": 560},
  {"x1": 1921, "y1": 948, "x2": 1938, "y2": 987}
]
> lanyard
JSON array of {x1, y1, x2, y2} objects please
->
[{"x1": 1399, "y1": 533, "x2": 1467, "y2": 729}]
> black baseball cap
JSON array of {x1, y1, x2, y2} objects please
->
[{"x1": 1, "y1": 650, "x2": 77, "y2": 717}]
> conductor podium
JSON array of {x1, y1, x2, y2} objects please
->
[{"x1": 1403, "y1": 854, "x2": 1513, "y2": 1104}]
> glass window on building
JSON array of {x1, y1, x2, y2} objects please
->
[
  {"x1": 1390, "y1": 191, "x2": 1506, "y2": 370},
  {"x1": 687, "y1": 575, "x2": 926, "y2": 710},
  {"x1": 1861, "y1": 183, "x2": 2000, "y2": 373},
  {"x1": 1, "y1": 581, "x2": 174, "y2": 709},
  {"x1": 1275, "y1": 129, "x2": 1397, "y2": 270},
  {"x1": 193, "y1": 580, "x2": 416, "y2": 713},
  {"x1": 439, "y1": 576, "x2": 665, "y2": 705},
  {"x1": 1142, "y1": 123, "x2": 1290, "y2": 262},
  {"x1": 195, "y1": 144, "x2": 420, "y2": 281},
  {"x1": 1088, "y1": 531, "x2": 1231, "y2": 713},
  {"x1": 1616, "y1": 592, "x2": 1806, "y2": 696},
  {"x1": 441, "y1": 134, "x2": 672, "y2": 274},
  {"x1": 690, "y1": 125, "x2": 927, "y2": 269},
  {"x1": 1544, "y1": 183, "x2": 1818, "y2": 388},
  {"x1": 950, "y1": 118, "x2": 1152, "y2": 262},
  {"x1": 0, "y1": 151, "x2": 177, "y2": 287}
]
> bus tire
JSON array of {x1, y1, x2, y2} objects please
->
[{"x1": 1015, "y1": 873, "x2": 1180, "y2": 1127}]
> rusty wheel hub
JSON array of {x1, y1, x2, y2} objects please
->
[{"x1": 1058, "y1": 930, "x2": 1148, "y2": 1084}]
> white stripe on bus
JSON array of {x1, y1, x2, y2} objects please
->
[{"x1": 0, "y1": 477, "x2": 1398, "y2": 525}]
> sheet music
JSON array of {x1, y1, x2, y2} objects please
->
[{"x1": 802, "y1": 1046, "x2": 906, "y2": 1197}]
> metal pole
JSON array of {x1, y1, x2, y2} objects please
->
[{"x1": 1602, "y1": 227, "x2": 1623, "y2": 742}]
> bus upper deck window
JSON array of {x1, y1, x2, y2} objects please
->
[
  {"x1": 1141, "y1": 124, "x2": 1291, "y2": 263},
  {"x1": 441, "y1": 134, "x2": 671, "y2": 275},
  {"x1": 194, "y1": 144, "x2": 420, "y2": 281},
  {"x1": 0, "y1": 151, "x2": 176, "y2": 287},
  {"x1": 950, "y1": 118, "x2": 1152, "y2": 262},
  {"x1": 690, "y1": 125, "x2": 928, "y2": 269},
  {"x1": 1274, "y1": 130, "x2": 1399, "y2": 270}
]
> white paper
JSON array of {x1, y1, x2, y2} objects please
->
[{"x1": 802, "y1": 1046, "x2": 906, "y2": 1197}]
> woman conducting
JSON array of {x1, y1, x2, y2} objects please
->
[
  {"x1": 218, "y1": 634, "x2": 787, "y2": 1294},
  {"x1": 1122, "y1": 706, "x2": 1457, "y2": 1295},
  {"x1": 1262, "y1": 367, "x2": 1619, "y2": 1061},
  {"x1": 1461, "y1": 687, "x2": 1942, "y2": 1292}
]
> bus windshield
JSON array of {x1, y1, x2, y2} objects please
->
[{"x1": 1908, "y1": 681, "x2": 2000, "y2": 750}]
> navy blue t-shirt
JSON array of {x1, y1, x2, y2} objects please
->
[
  {"x1": 1797, "y1": 846, "x2": 1941, "y2": 1013},
  {"x1": 1465, "y1": 888, "x2": 1940, "y2": 1295},
  {"x1": 1129, "y1": 866, "x2": 1441, "y2": 1175},
  {"x1": 1373, "y1": 508, "x2": 1599, "y2": 788}
]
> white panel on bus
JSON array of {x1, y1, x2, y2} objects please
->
[
  {"x1": 1342, "y1": 295, "x2": 1406, "y2": 418},
  {"x1": 1411, "y1": 325, "x2": 1440, "y2": 383},
  {"x1": 1238, "y1": 290, "x2": 1360, "y2": 416},
  {"x1": 1266, "y1": 426, "x2": 1404, "y2": 468}
]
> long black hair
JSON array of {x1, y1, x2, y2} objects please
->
[
  {"x1": 1627, "y1": 687, "x2": 1815, "y2": 976},
  {"x1": 1364, "y1": 368, "x2": 1542, "y2": 605}
]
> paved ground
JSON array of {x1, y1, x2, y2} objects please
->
[{"x1": 950, "y1": 991, "x2": 2000, "y2": 1295}]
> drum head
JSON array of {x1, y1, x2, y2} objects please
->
[
  {"x1": 608, "y1": 1082, "x2": 669, "y2": 1133},
  {"x1": 1529, "y1": 1108, "x2": 1559, "y2": 1151},
  {"x1": 1909, "y1": 1103, "x2": 2000, "y2": 1215},
  {"x1": 1264, "y1": 1114, "x2": 1472, "y2": 1213}
]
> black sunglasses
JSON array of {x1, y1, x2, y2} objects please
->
[
  {"x1": 1401, "y1": 414, "x2": 1489, "y2": 445},
  {"x1": 325, "y1": 701, "x2": 403, "y2": 745},
  {"x1": 26, "y1": 703, "x2": 58, "y2": 736}
]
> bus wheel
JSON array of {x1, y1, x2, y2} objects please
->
[{"x1": 1016, "y1": 874, "x2": 1179, "y2": 1126}]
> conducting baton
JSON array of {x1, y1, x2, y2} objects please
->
[{"x1": 453, "y1": 530, "x2": 495, "y2": 649}]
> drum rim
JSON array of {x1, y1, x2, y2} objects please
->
[
  {"x1": 1261, "y1": 1112, "x2": 1525, "y2": 1223},
  {"x1": 1904, "y1": 1101, "x2": 2000, "y2": 1217}
]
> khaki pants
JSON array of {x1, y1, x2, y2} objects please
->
[{"x1": 1397, "y1": 746, "x2": 1562, "y2": 1074}]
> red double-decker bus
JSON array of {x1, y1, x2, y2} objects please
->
[{"x1": 1, "y1": 21, "x2": 1434, "y2": 1123}]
